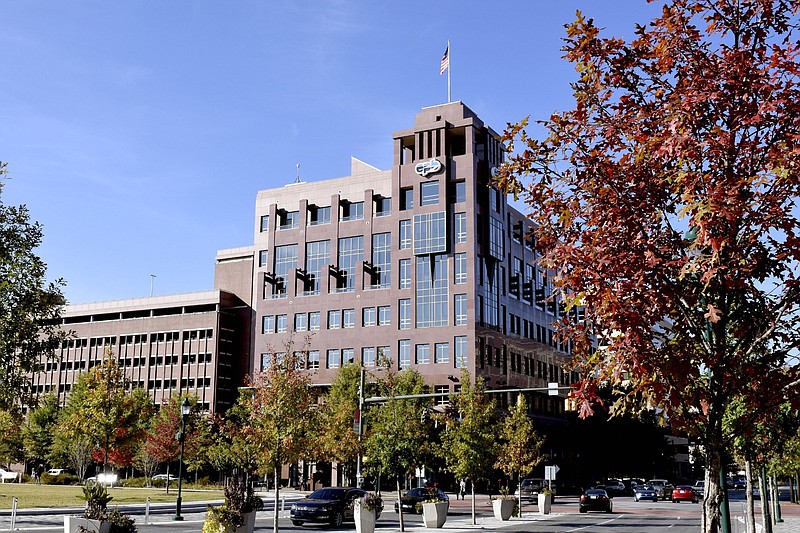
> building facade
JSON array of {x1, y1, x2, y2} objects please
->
[{"x1": 31, "y1": 101, "x2": 579, "y2": 421}]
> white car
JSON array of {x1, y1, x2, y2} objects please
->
[
  {"x1": 48, "y1": 469, "x2": 66, "y2": 476},
  {"x1": 153, "y1": 474, "x2": 179, "y2": 481},
  {"x1": 0, "y1": 468, "x2": 18, "y2": 483}
]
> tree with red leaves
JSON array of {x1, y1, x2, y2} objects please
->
[
  {"x1": 142, "y1": 395, "x2": 198, "y2": 491},
  {"x1": 499, "y1": 1, "x2": 800, "y2": 531}
]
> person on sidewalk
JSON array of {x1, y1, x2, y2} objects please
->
[{"x1": 459, "y1": 479, "x2": 466, "y2": 500}]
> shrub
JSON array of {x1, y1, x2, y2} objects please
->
[{"x1": 119, "y1": 477, "x2": 148, "y2": 488}]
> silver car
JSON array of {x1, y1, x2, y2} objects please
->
[{"x1": 647, "y1": 479, "x2": 674, "y2": 500}]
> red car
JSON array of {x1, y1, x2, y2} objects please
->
[{"x1": 672, "y1": 485, "x2": 698, "y2": 503}]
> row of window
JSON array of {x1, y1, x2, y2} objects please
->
[
  {"x1": 260, "y1": 336, "x2": 468, "y2": 371},
  {"x1": 60, "y1": 329, "x2": 215, "y2": 350}
]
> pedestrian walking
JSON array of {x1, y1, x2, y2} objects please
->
[{"x1": 459, "y1": 479, "x2": 466, "y2": 500}]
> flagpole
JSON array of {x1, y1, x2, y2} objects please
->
[{"x1": 447, "y1": 39, "x2": 451, "y2": 103}]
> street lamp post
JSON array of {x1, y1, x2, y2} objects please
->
[{"x1": 173, "y1": 398, "x2": 191, "y2": 521}]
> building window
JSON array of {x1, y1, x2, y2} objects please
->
[
  {"x1": 435, "y1": 342, "x2": 450, "y2": 364},
  {"x1": 362, "y1": 346, "x2": 376, "y2": 367},
  {"x1": 416, "y1": 254, "x2": 449, "y2": 328},
  {"x1": 260, "y1": 215, "x2": 269, "y2": 232},
  {"x1": 413, "y1": 212, "x2": 447, "y2": 255},
  {"x1": 399, "y1": 299, "x2": 411, "y2": 330},
  {"x1": 371, "y1": 232, "x2": 391, "y2": 288},
  {"x1": 399, "y1": 259, "x2": 411, "y2": 289},
  {"x1": 343, "y1": 348, "x2": 355, "y2": 365},
  {"x1": 455, "y1": 253, "x2": 467, "y2": 284},
  {"x1": 401, "y1": 187, "x2": 413, "y2": 211},
  {"x1": 278, "y1": 210, "x2": 299, "y2": 229},
  {"x1": 343, "y1": 308, "x2": 355, "y2": 328},
  {"x1": 276, "y1": 314, "x2": 288, "y2": 333},
  {"x1": 341, "y1": 201, "x2": 364, "y2": 222},
  {"x1": 309, "y1": 311, "x2": 321, "y2": 331},
  {"x1": 455, "y1": 336, "x2": 468, "y2": 368},
  {"x1": 363, "y1": 307, "x2": 376, "y2": 327},
  {"x1": 308, "y1": 350, "x2": 320, "y2": 369},
  {"x1": 337, "y1": 236, "x2": 364, "y2": 292},
  {"x1": 272, "y1": 244, "x2": 298, "y2": 297},
  {"x1": 327, "y1": 349, "x2": 341, "y2": 369},
  {"x1": 454, "y1": 212, "x2": 467, "y2": 243},
  {"x1": 308, "y1": 205, "x2": 331, "y2": 226},
  {"x1": 420, "y1": 181, "x2": 439, "y2": 206},
  {"x1": 435, "y1": 384, "x2": 450, "y2": 406},
  {"x1": 262, "y1": 315, "x2": 274, "y2": 334},
  {"x1": 378, "y1": 305, "x2": 391, "y2": 326},
  {"x1": 455, "y1": 294, "x2": 467, "y2": 326},
  {"x1": 399, "y1": 340, "x2": 411, "y2": 370},
  {"x1": 400, "y1": 220, "x2": 412, "y2": 249},
  {"x1": 328, "y1": 309, "x2": 341, "y2": 329},
  {"x1": 258, "y1": 250, "x2": 268, "y2": 268},
  {"x1": 374, "y1": 196, "x2": 391, "y2": 217},
  {"x1": 261, "y1": 353, "x2": 273, "y2": 370},
  {"x1": 377, "y1": 345, "x2": 390, "y2": 365},
  {"x1": 453, "y1": 181, "x2": 466, "y2": 203},
  {"x1": 305, "y1": 240, "x2": 330, "y2": 294},
  {"x1": 488, "y1": 217, "x2": 504, "y2": 260},
  {"x1": 294, "y1": 313, "x2": 307, "y2": 332},
  {"x1": 415, "y1": 344, "x2": 430, "y2": 364}
]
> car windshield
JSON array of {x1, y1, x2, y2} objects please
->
[
  {"x1": 309, "y1": 489, "x2": 345, "y2": 500},
  {"x1": 406, "y1": 488, "x2": 428, "y2": 497},
  {"x1": 638, "y1": 485, "x2": 654, "y2": 490},
  {"x1": 585, "y1": 489, "x2": 605, "y2": 496}
]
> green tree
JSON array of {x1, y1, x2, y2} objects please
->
[
  {"x1": 363, "y1": 368, "x2": 431, "y2": 532},
  {"x1": 439, "y1": 369, "x2": 496, "y2": 525},
  {"x1": 494, "y1": 395, "x2": 544, "y2": 515},
  {"x1": 0, "y1": 162, "x2": 66, "y2": 410},
  {"x1": 56, "y1": 350, "x2": 154, "y2": 473},
  {"x1": 318, "y1": 363, "x2": 366, "y2": 484},
  {"x1": 0, "y1": 409, "x2": 24, "y2": 466},
  {"x1": 498, "y1": 2, "x2": 800, "y2": 530},
  {"x1": 237, "y1": 340, "x2": 318, "y2": 533},
  {"x1": 23, "y1": 393, "x2": 60, "y2": 467}
]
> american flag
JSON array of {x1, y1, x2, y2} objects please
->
[{"x1": 440, "y1": 45, "x2": 449, "y2": 75}]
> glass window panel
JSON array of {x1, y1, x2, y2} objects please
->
[
  {"x1": 455, "y1": 294, "x2": 467, "y2": 326},
  {"x1": 337, "y1": 236, "x2": 364, "y2": 291},
  {"x1": 308, "y1": 350, "x2": 320, "y2": 369},
  {"x1": 328, "y1": 309, "x2": 341, "y2": 329},
  {"x1": 342, "y1": 348, "x2": 355, "y2": 365},
  {"x1": 327, "y1": 349, "x2": 340, "y2": 369},
  {"x1": 309, "y1": 311, "x2": 321, "y2": 331},
  {"x1": 399, "y1": 340, "x2": 411, "y2": 370},
  {"x1": 415, "y1": 344, "x2": 430, "y2": 364},
  {"x1": 435, "y1": 342, "x2": 449, "y2": 364},
  {"x1": 378, "y1": 305, "x2": 391, "y2": 326},
  {"x1": 399, "y1": 220, "x2": 412, "y2": 250},
  {"x1": 272, "y1": 244, "x2": 298, "y2": 297},
  {"x1": 455, "y1": 253, "x2": 467, "y2": 284},
  {"x1": 399, "y1": 299, "x2": 411, "y2": 330},
  {"x1": 363, "y1": 307, "x2": 376, "y2": 327},
  {"x1": 262, "y1": 315, "x2": 274, "y2": 334},
  {"x1": 455, "y1": 212, "x2": 467, "y2": 243},
  {"x1": 343, "y1": 308, "x2": 355, "y2": 328},
  {"x1": 371, "y1": 232, "x2": 391, "y2": 288},
  {"x1": 305, "y1": 240, "x2": 330, "y2": 294},
  {"x1": 399, "y1": 258, "x2": 412, "y2": 289},
  {"x1": 416, "y1": 254, "x2": 449, "y2": 328},
  {"x1": 413, "y1": 212, "x2": 447, "y2": 255},
  {"x1": 362, "y1": 347, "x2": 376, "y2": 367},
  {"x1": 455, "y1": 336, "x2": 468, "y2": 369},
  {"x1": 420, "y1": 181, "x2": 439, "y2": 206},
  {"x1": 276, "y1": 314, "x2": 288, "y2": 333}
]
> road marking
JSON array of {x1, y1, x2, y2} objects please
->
[{"x1": 566, "y1": 515, "x2": 623, "y2": 531}]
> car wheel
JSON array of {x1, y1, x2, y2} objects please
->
[
  {"x1": 579, "y1": 508, "x2": 587, "y2": 513},
  {"x1": 291, "y1": 520, "x2": 304, "y2": 526},
  {"x1": 330, "y1": 511, "x2": 344, "y2": 528},
  {"x1": 653, "y1": 497, "x2": 658, "y2": 502},
  {"x1": 606, "y1": 505, "x2": 612, "y2": 513}
]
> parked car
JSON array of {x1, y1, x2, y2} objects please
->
[
  {"x1": 693, "y1": 480, "x2": 705, "y2": 498},
  {"x1": 515, "y1": 478, "x2": 556, "y2": 502},
  {"x1": 393, "y1": 487, "x2": 449, "y2": 514},
  {"x1": 85, "y1": 473, "x2": 117, "y2": 486},
  {"x1": 634, "y1": 484, "x2": 659, "y2": 502},
  {"x1": 603, "y1": 480, "x2": 626, "y2": 496},
  {"x1": 580, "y1": 489, "x2": 613, "y2": 513},
  {"x1": 153, "y1": 473, "x2": 179, "y2": 481},
  {"x1": 47, "y1": 469, "x2": 66, "y2": 476},
  {"x1": 291, "y1": 487, "x2": 372, "y2": 527},
  {"x1": 672, "y1": 485, "x2": 698, "y2": 503},
  {"x1": 0, "y1": 468, "x2": 18, "y2": 483},
  {"x1": 648, "y1": 479, "x2": 674, "y2": 500},
  {"x1": 733, "y1": 476, "x2": 747, "y2": 490}
]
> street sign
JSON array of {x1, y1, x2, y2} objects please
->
[
  {"x1": 545, "y1": 465, "x2": 560, "y2": 481},
  {"x1": 548, "y1": 382, "x2": 559, "y2": 396}
]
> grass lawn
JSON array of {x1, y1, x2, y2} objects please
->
[{"x1": 0, "y1": 483, "x2": 224, "y2": 509}]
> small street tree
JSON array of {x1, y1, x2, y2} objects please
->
[
  {"x1": 318, "y1": 362, "x2": 362, "y2": 484},
  {"x1": 498, "y1": 2, "x2": 800, "y2": 530},
  {"x1": 238, "y1": 339, "x2": 318, "y2": 533},
  {"x1": 495, "y1": 395, "x2": 544, "y2": 516},
  {"x1": 0, "y1": 162, "x2": 66, "y2": 410},
  {"x1": 23, "y1": 393, "x2": 60, "y2": 468},
  {"x1": 439, "y1": 370, "x2": 496, "y2": 525},
  {"x1": 143, "y1": 395, "x2": 199, "y2": 493},
  {"x1": 363, "y1": 368, "x2": 431, "y2": 532}
]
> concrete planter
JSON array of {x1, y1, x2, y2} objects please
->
[
  {"x1": 354, "y1": 504, "x2": 376, "y2": 533},
  {"x1": 421, "y1": 501, "x2": 448, "y2": 528},
  {"x1": 538, "y1": 493, "x2": 552, "y2": 515},
  {"x1": 492, "y1": 498, "x2": 515, "y2": 520},
  {"x1": 64, "y1": 516, "x2": 111, "y2": 533}
]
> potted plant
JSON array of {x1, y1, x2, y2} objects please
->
[
  {"x1": 353, "y1": 492, "x2": 382, "y2": 533},
  {"x1": 420, "y1": 488, "x2": 448, "y2": 528},
  {"x1": 538, "y1": 486, "x2": 553, "y2": 515},
  {"x1": 65, "y1": 483, "x2": 136, "y2": 533},
  {"x1": 492, "y1": 489, "x2": 516, "y2": 521},
  {"x1": 202, "y1": 478, "x2": 264, "y2": 533}
]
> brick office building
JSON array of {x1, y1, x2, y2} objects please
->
[{"x1": 30, "y1": 101, "x2": 579, "y2": 427}]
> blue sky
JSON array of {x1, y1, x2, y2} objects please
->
[{"x1": 2, "y1": 1, "x2": 661, "y2": 305}]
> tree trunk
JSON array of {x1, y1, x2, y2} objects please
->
[
  {"x1": 517, "y1": 471, "x2": 523, "y2": 518},
  {"x1": 702, "y1": 453, "x2": 722, "y2": 532},
  {"x1": 273, "y1": 465, "x2": 280, "y2": 533},
  {"x1": 470, "y1": 479, "x2": 476, "y2": 525},
  {"x1": 759, "y1": 466, "x2": 772, "y2": 533},
  {"x1": 745, "y1": 458, "x2": 756, "y2": 533},
  {"x1": 396, "y1": 477, "x2": 404, "y2": 532}
]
